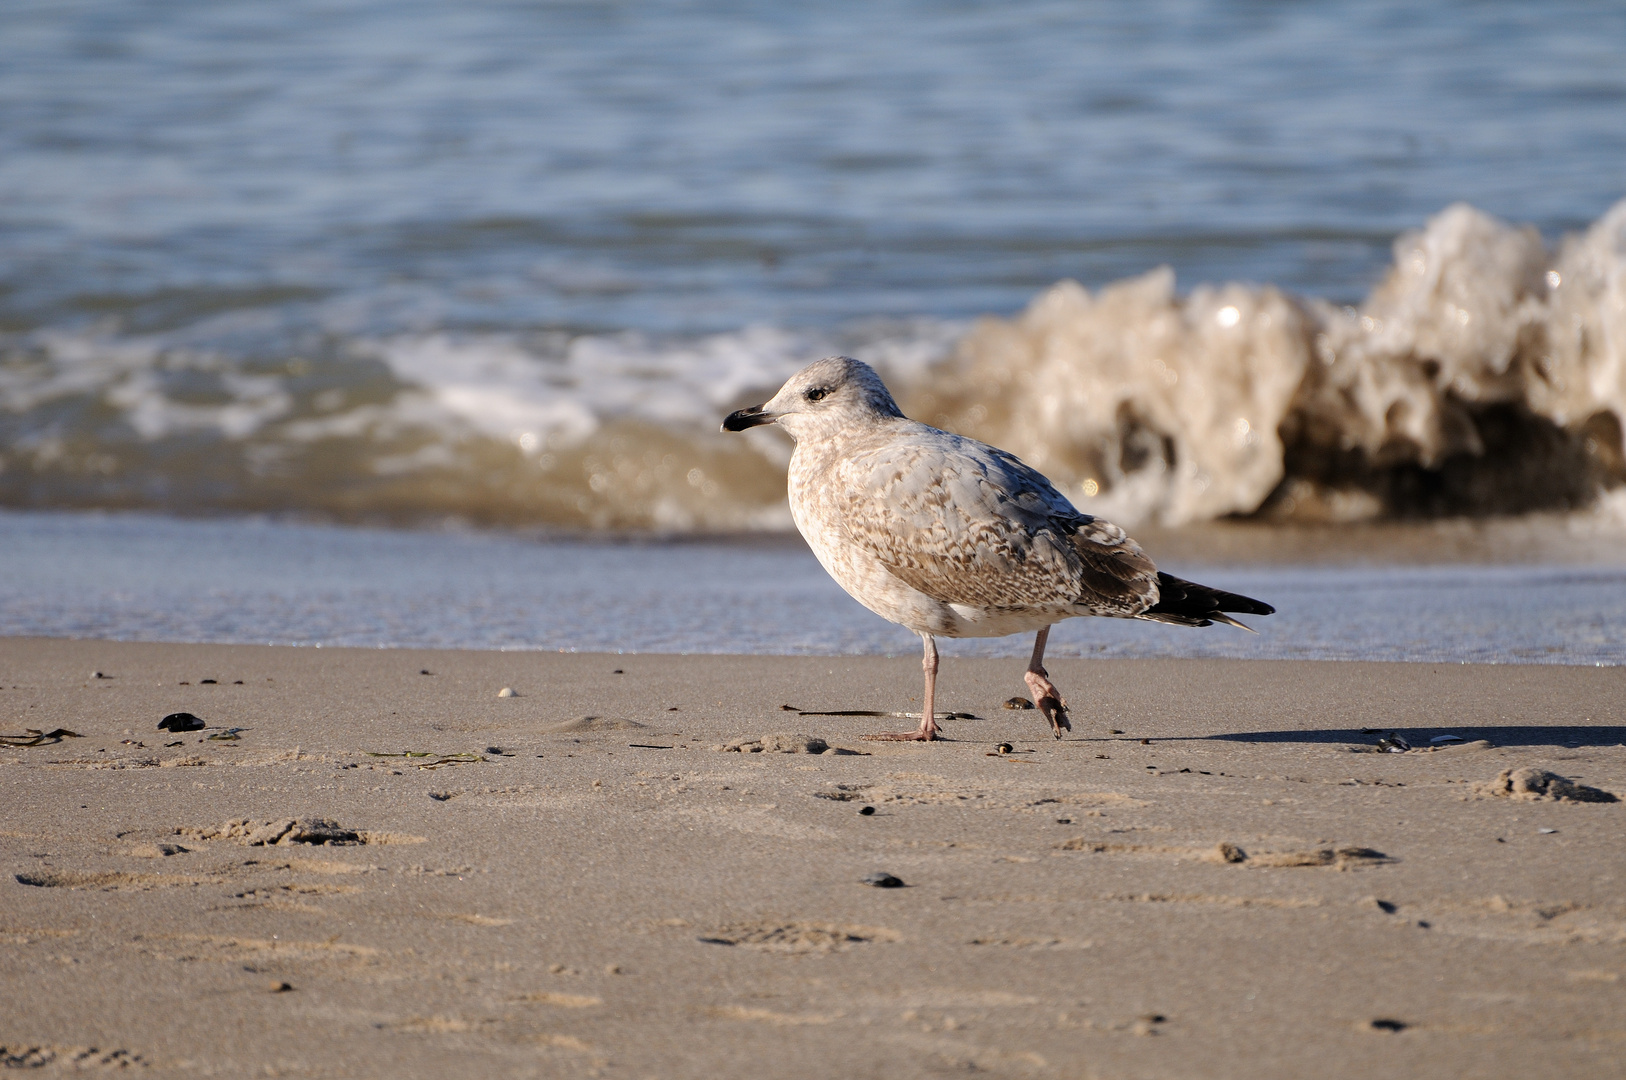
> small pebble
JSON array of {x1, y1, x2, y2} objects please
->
[
  {"x1": 93, "y1": 671, "x2": 109, "y2": 679},
  {"x1": 1109, "y1": 729, "x2": 1124, "y2": 735},
  {"x1": 200, "y1": 678, "x2": 217, "y2": 684},
  {"x1": 1002, "y1": 697, "x2": 1034, "y2": 710},
  {"x1": 612, "y1": 669, "x2": 624, "y2": 674},
  {"x1": 497, "y1": 687, "x2": 517, "y2": 698},
  {"x1": 861, "y1": 872, "x2": 905, "y2": 888},
  {"x1": 1140, "y1": 738, "x2": 1151, "y2": 745},
  {"x1": 420, "y1": 669, "x2": 432, "y2": 675},
  {"x1": 1537, "y1": 827, "x2": 1557, "y2": 834},
  {"x1": 1367, "y1": 1018, "x2": 1407, "y2": 1033},
  {"x1": 270, "y1": 982, "x2": 293, "y2": 993},
  {"x1": 604, "y1": 964, "x2": 622, "y2": 975},
  {"x1": 858, "y1": 805, "x2": 876, "y2": 816},
  {"x1": 995, "y1": 742, "x2": 1013, "y2": 755}
]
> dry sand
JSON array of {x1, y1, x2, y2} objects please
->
[{"x1": 2, "y1": 637, "x2": 1623, "y2": 1078}]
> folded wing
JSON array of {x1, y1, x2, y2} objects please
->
[{"x1": 833, "y1": 428, "x2": 1159, "y2": 617}]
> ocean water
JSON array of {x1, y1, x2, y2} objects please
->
[
  {"x1": 2, "y1": 511, "x2": 1622, "y2": 665},
  {"x1": 2, "y1": 1, "x2": 1625, "y2": 533}
]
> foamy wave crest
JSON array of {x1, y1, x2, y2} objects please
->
[
  {"x1": 1, "y1": 199, "x2": 1622, "y2": 531},
  {"x1": 909, "y1": 198, "x2": 1626, "y2": 525},
  {"x1": 0, "y1": 316, "x2": 960, "y2": 530}
]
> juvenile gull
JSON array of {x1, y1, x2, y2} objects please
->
[{"x1": 723, "y1": 356, "x2": 1273, "y2": 742}]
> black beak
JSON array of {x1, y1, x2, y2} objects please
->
[{"x1": 721, "y1": 405, "x2": 774, "y2": 432}]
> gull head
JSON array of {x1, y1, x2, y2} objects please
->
[{"x1": 721, "y1": 356, "x2": 904, "y2": 442}]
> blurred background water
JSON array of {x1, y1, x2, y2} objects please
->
[
  {"x1": 6, "y1": 0, "x2": 1624, "y2": 334},
  {"x1": 2, "y1": 1, "x2": 1624, "y2": 656}
]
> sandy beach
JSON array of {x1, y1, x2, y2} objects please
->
[{"x1": 0, "y1": 637, "x2": 1621, "y2": 1077}]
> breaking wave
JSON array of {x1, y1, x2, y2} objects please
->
[
  {"x1": 2, "y1": 199, "x2": 1624, "y2": 532},
  {"x1": 922, "y1": 198, "x2": 1626, "y2": 526}
]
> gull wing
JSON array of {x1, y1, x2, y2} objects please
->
[{"x1": 833, "y1": 427, "x2": 1158, "y2": 615}]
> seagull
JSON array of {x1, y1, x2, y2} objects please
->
[{"x1": 722, "y1": 356, "x2": 1273, "y2": 742}]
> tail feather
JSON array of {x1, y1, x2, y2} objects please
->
[{"x1": 1139, "y1": 572, "x2": 1274, "y2": 631}]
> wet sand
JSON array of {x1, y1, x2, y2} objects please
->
[{"x1": 2, "y1": 637, "x2": 1623, "y2": 1078}]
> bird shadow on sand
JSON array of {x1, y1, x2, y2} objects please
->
[{"x1": 1180, "y1": 725, "x2": 1626, "y2": 750}]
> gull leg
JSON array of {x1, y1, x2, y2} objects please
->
[
  {"x1": 863, "y1": 633, "x2": 941, "y2": 741},
  {"x1": 1023, "y1": 626, "x2": 1071, "y2": 738}
]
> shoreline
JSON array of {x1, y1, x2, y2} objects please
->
[
  {"x1": 6, "y1": 503, "x2": 1626, "y2": 567},
  {"x1": 2, "y1": 638, "x2": 1623, "y2": 1078}
]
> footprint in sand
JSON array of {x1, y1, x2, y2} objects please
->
[
  {"x1": 14, "y1": 869, "x2": 218, "y2": 891},
  {"x1": 176, "y1": 819, "x2": 426, "y2": 846},
  {"x1": 695, "y1": 920, "x2": 900, "y2": 954},
  {"x1": 1053, "y1": 837, "x2": 1389, "y2": 868},
  {"x1": 0, "y1": 1045, "x2": 146, "y2": 1069}
]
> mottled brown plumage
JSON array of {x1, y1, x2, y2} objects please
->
[{"x1": 722, "y1": 356, "x2": 1272, "y2": 741}]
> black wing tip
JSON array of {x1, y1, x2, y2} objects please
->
[{"x1": 1148, "y1": 572, "x2": 1274, "y2": 621}]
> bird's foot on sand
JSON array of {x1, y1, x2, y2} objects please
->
[
  {"x1": 1036, "y1": 697, "x2": 1070, "y2": 737},
  {"x1": 1024, "y1": 672, "x2": 1071, "y2": 738},
  {"x1": 861, "y1": 715, "x2": 943, "y2": 741}
]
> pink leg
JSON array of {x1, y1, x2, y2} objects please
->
[
  {"x1": 863, "y1": 634, "x2": 941, "y2": 741},
  {"x1": 1023, "y1": 626, "x2": 1071, "y2": 738}
]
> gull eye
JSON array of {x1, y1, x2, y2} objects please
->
[{"x1": 805, "y1": 387, "x2": 829, "y2": 402}]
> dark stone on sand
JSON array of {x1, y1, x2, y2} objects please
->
[
  {"x1": 200, "y1": 679, "x2": 217, "y2": 684},
  {"x1": 859, "y1": 806, "x2": 876, "y2": 816},
  {"x1": 1367, "y1": 1019, "x2": 1408, "y2": 1033},
  {"x1": 861, "y1": 872, "x2": 904, "y2": 888},
  {"x1": 158, "y1": 712, "x2": 205, "y2": 732}
]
